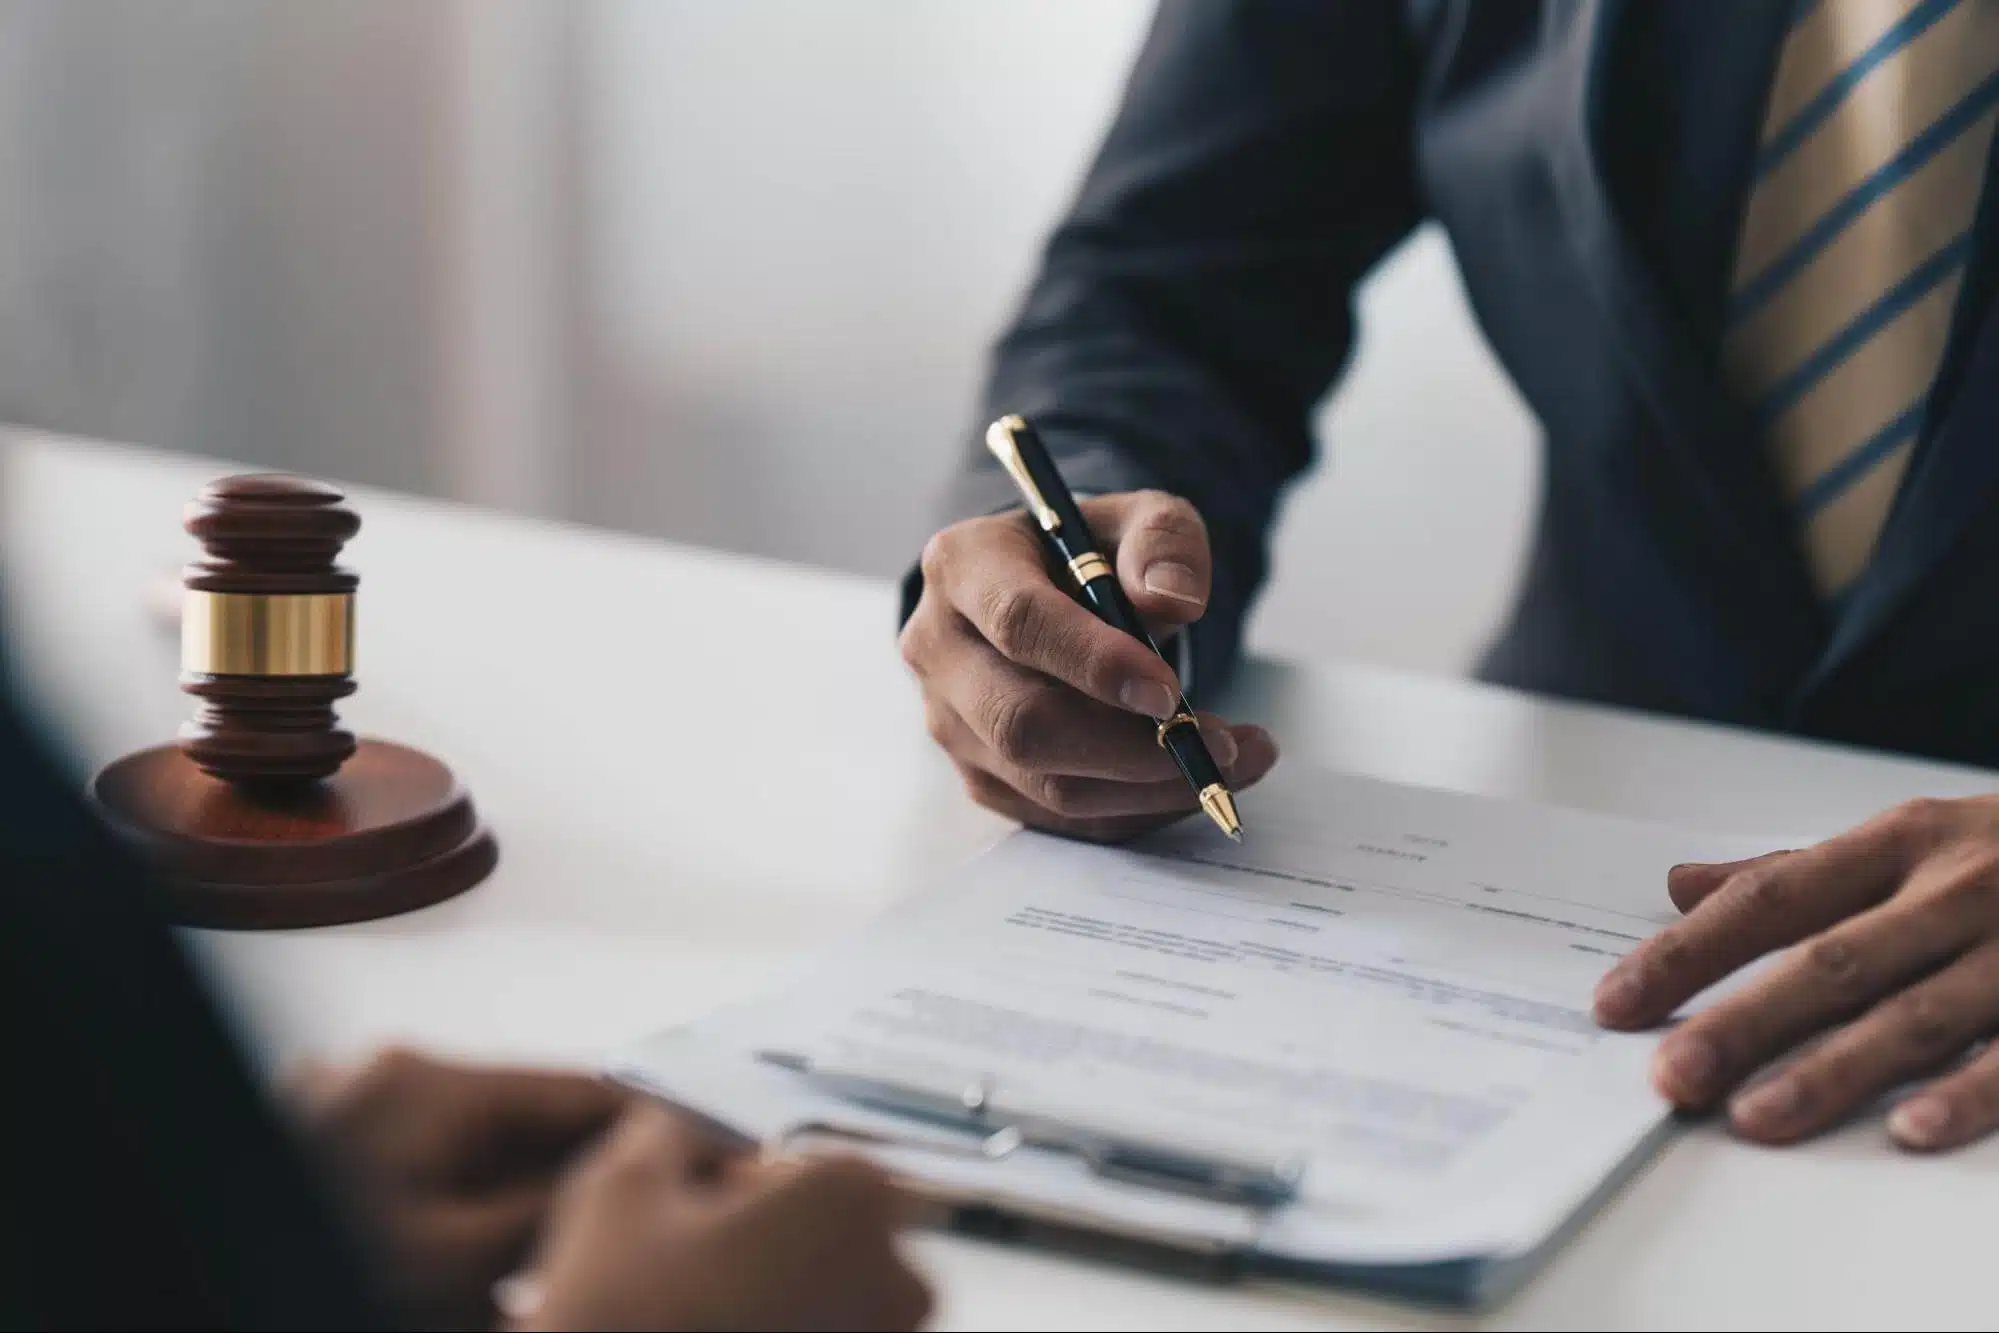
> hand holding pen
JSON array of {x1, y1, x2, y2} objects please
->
[{"x1": 899, "y1": 415, "x2": 1278, "y2": 842}]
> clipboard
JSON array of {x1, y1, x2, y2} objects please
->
[
  {"x1": 607, "y1": 766, "x2": 1760, "y2": 1312},
  {"x1": 609, "y1": 1027, "x2": 1678, "y2": 1310}
]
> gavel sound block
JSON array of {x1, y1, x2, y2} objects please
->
[{"x1": 89, "y1": 475, "x2": 496, "y2": 929}]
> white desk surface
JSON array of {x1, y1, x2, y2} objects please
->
[{"x1": 6, "y1": 431, "x2": 1996, "y2": 1331}]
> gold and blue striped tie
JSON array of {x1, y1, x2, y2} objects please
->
[{"x1": 1727, "y1": 0, "x2": 1999, "y2": 597}]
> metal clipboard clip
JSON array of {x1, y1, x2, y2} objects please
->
[{"x1": 756, "y1": 1049, "x2": 1306, "y2": 1216}]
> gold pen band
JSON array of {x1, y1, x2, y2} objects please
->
[
  {"x1": 1156, "y1": 711, "x2": 1198, "y2": 748},
  {"x1": 1067, "y1": 552, "x2": 1113, "y2": 586},
  {"x1": 182, "y1": 591, "x2": 354, "y2": 676}
]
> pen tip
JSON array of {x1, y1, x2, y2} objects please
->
[{"x1": 1198, "y1": 785, "x2": 1243, "y2": 843}]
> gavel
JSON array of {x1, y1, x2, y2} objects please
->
[{"x1": 89, "y1": 474, "x2": 496, "y2": 930}]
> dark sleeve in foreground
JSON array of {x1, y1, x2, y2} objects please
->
[
  {"x1": 0, "y1": 690, "x2": 390, "y2": 1331},
  {"x1": 908, "y1": 0, "x2": 1425, "y2": 691}
]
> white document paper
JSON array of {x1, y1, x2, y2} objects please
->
[{"x1": 618, "y1": 767, "x2": 1777, "y2": 1272}]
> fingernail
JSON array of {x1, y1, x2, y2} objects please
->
[
  {"x1": 1731, "y1": 1077, "x2": 1802, "y2": 1134},
  {"x1": 1653, "y1": 1034, "x2": 1719, "y2": 1100},
  {"x1": 1593, "y1": 968, "x2": 1643, "y2": 1024},
  {"x1": 1668, "y1": 862, "x2": 1712, "y2": 878},
  {"x1": 1120, "y1": 679, "x2": 1177, "y2": 720},
  {"x1": 1889, "y1": 1097, "x2": 1952, "y2": 1149},
  {"x1": 1142, "y1": 561, "x2": 1204, "y2": 606},
  {"x1": 1204, "y1": 726, "x2": 1238, "y2": 768}
]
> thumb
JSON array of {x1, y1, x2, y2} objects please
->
[
  {"x1": 584, "y1": 1102, "x2": 741, "y2": 1189},
  {"x1": 1085, "y1": 490, "x2": 1213, "y2": 631},
  {"x1": 442, "y1": 1068, "x2": 640, "y2": 1181}
]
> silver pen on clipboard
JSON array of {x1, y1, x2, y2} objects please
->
[{"x1": 756, "y1": 1049, "x2": 1306, "y2": 1209}]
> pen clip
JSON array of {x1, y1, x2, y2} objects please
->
[
  {"x1": 759, "y1": 1050, "x2": 1303, "y2": 1210},
  {"x1": 985, "y1": 415, "x2": 1062, "y2": 533}
]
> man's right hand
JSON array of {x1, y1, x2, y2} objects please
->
[{"x1": 901, "y1": 490, "x2": 1278, "y2": 842}]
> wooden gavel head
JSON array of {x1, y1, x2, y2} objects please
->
[{"x1": 178, "y1": 475, "x2": 362, "y2": 783}]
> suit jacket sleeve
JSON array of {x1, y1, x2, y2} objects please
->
[{"x1": 906, "y1": 0, "x2": 1426, "y2": 693}]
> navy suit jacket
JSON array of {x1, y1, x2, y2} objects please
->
[
  {"x1": 918, "y1": 0, "x2": 1999, "y2": 769},
  {"x1": 0, "y1": 675, "x2": 388, "y2": 1328}
]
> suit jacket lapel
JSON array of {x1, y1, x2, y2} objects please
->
[{"x1": 1538, "y1": 0, "x2": 1826, "y2": 711}]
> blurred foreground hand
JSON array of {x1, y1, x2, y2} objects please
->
[
  {"x1": 513, "y1": 1104, "x2": 932, "y2": 1332},
  {"x1": 294, "y1": 1050, "x2": 930, "y2": 1331},
  {"x1": 292, "y1": 1049, "x2": 640, "y2": 1329}
]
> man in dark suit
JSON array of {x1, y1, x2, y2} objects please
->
[
  {"x1": 902, "y1": 1, "x2": 1999, "y2": 1154},
  {"x1": 0, "y1": 671, "x2": 930, "y2": 1329}
]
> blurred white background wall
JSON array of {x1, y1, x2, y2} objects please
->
[{"x1": 0, "y1": 0, "x2": 1539, "y2": 677}]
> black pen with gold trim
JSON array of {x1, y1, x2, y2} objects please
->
[{"x1": 985, "y1": 414, "x2": 1242, "y2": 842}]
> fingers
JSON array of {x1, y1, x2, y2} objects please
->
[
  {"x1": 522, "y1": 1105, "x2": 842, "y2": 1333},
  {"x1": 441, "y1": 1182, "x2": 546, "y2": 1261},
  {"x1": 1891, "y1": 1030, "x2": 1999, "y2": 1152},
  {"x1": 940, "y1": 703, "x2": 1279, "y2": 838},
  {"x1": 302, "y1": 1050, "x2": 634, "y2": 1146},
  {"x1": 287, "y1": 1045, "x2": 435, "y2": 1124},
  {"x1": 373, "y1": 1178, "x2": 555, "y2": 1331},
  {"x1": 1598, "y1": 796, "x2": 1999, "y2": 1152},
  {"x1": 555, "y1": 1103, "x2": 743, "y2": 1223},
  {"x1": 439, "y1": 1067, "x2": 642, "y2": 1181},
  {"x1": 1594, "y1": 818, "x2": 1914, "y2": 1030},
  {"x1": 1666, "y1": 850, "x2": 1795, "y2": 914},
  {"x1": 615, "y1": 1102, "x2": 742, "y2": 1177},
  {"x1": 868, "y1": 1250, "x2": 933, "y2": 1333},
  {"x1": 925, "y1": 676, "x2": 1240, "y2": 793},
  {"x1": 1724, "y1": 939, "x2": 1999, "y2": 1144},
  {"x1": 414, "y1": 1180, "x2": 550, "y2": 1298},
  {"x1": 745, "y1": 1153, "x2": 904, "y2": 1223},
  {"x1": 959, "y1": 764, "x2": 1197, "y2": 844},
  {"x1": 1088, "y1": 490, "x2": 1213, "y2": 630},
  {"x1": 1652, "y1": 881, "x2": 1983, "y2": 1113},
  {"x1": 462, "y1": 1067, "x2": 637, "y2": 1144},
  {"x1": 919, "y1": 628, "x2": 1181, "y2": 782},
  {"x1": 738, "y1": 1156, "x2": 934, "y2": 1333},
  {"x1": 915, "y1": 516, "x2": 1180, "y2": 718}
]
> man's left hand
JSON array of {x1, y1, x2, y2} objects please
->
[{"x1": 1594, "y1": 795, "x2": 1999, "y2": 1152}]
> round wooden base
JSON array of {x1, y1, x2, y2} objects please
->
[{"x1": 89, "y1": 739, "x2": 496, "y2": 929}]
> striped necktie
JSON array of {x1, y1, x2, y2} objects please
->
[{"x1": 1726, "y1": 0, "x2": 1999, "y2": 598}]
